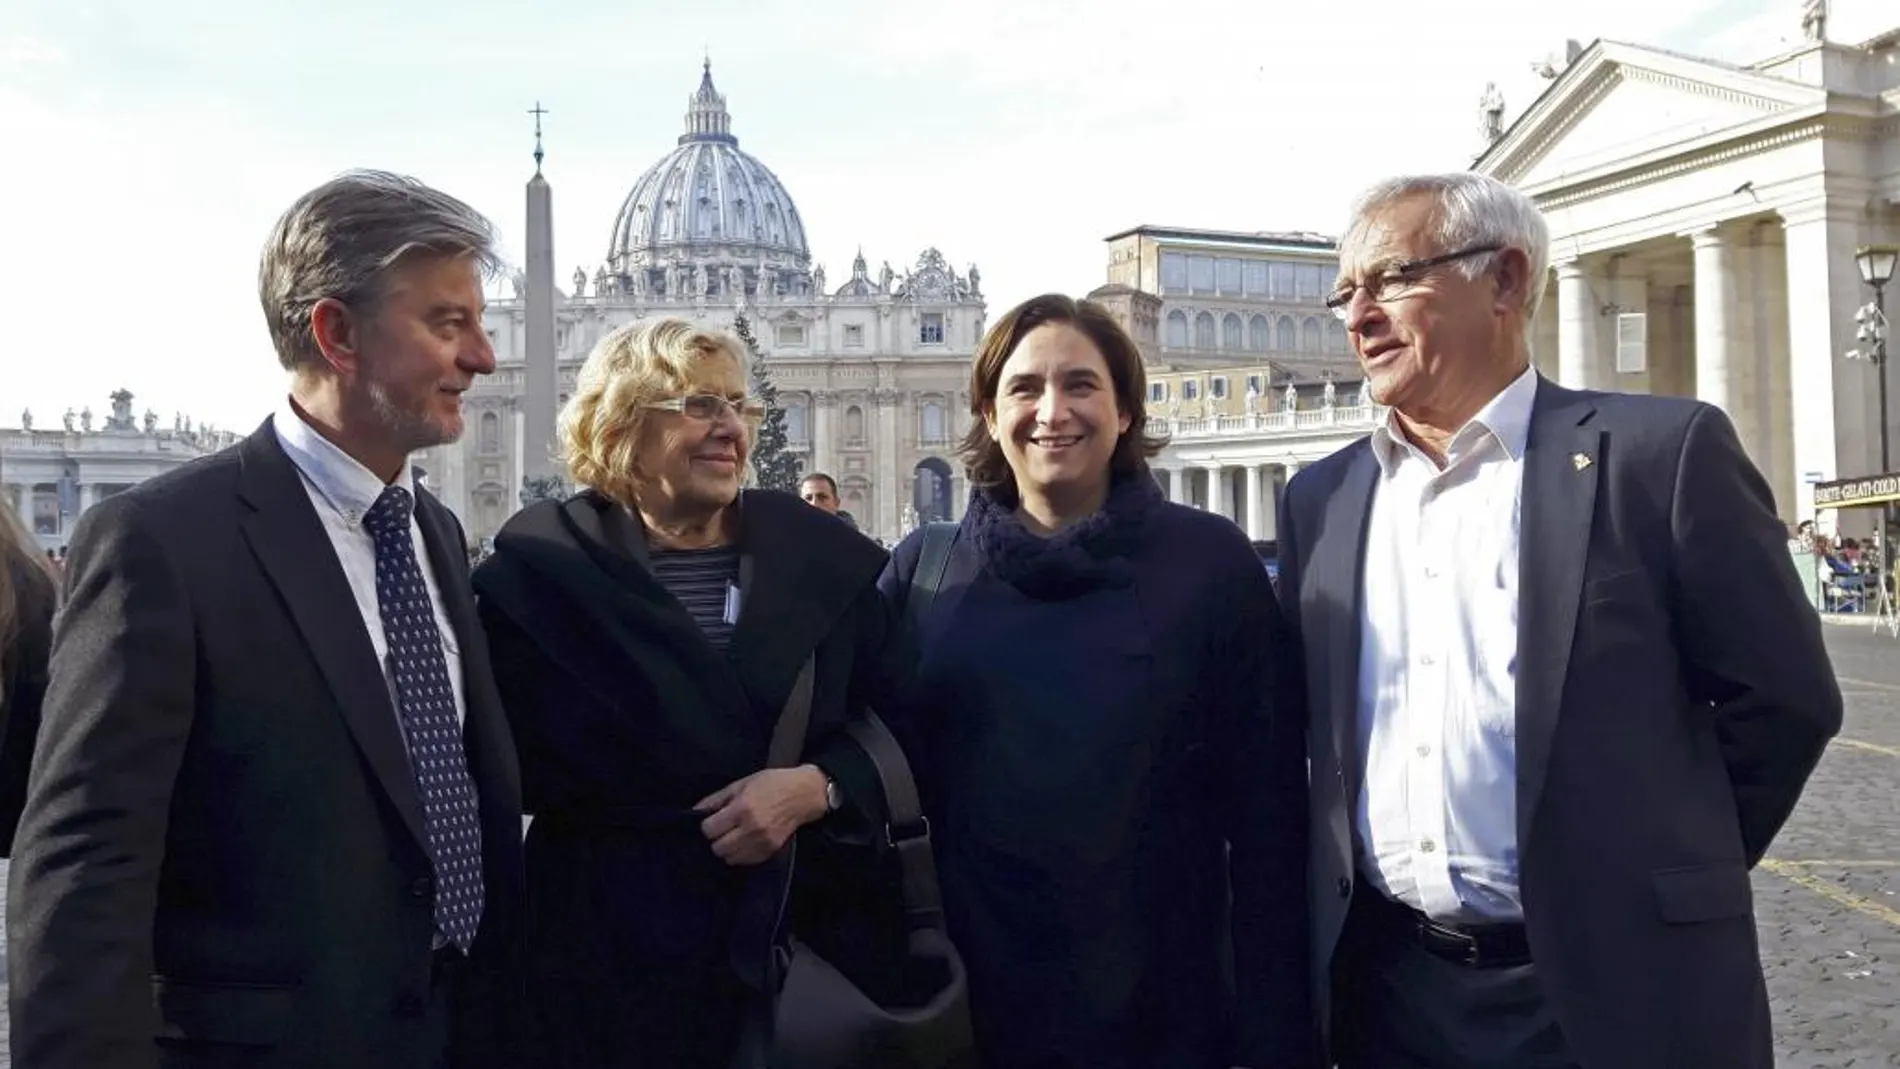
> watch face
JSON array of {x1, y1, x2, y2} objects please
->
[{"x1": 826, "y1": 779, "x2": 843, "y2": 811}]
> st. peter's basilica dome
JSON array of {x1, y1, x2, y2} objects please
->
[{"x1": 602, "y1": 62, "x2": 811, "y2": 299}]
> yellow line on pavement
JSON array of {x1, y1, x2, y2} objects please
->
[
  {"x1": 1833, "y1": 737, "x2": 1900, "y2": 758},
  {"x1": 1767, "y1": 860, "x2": 1900, "y2": 869},
  {"x1": 1759, "y1": 860, "x2": 1900, "y2": 931},
  {"x1": 1838, "y1": 675, "x2": 1900, "y2": 693}
]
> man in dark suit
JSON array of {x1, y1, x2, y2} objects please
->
[
  {"x1": 1276, "y1": 172, "x2": 1841, "y2": 1069},
  {"x1": 7, "y1": 170, "x2": 524, "y2": 1069}
]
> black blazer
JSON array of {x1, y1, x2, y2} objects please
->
[
  {"x1": 5, "y1": 420, "x2": 525, "y2": 1069},
  {"x1": 472, "y1": 489, "x2": 898, "y2": 1069},
  {"x1": 0, "y1": 550, "x2": 57, "y2": 856},
  {"x1": 1277, "y1": 379, "x2": 1842, "y2": 1069}
]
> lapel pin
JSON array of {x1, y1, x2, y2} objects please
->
[{"x1": 1572, "y1": 453, "x2": 1593, "y2": 472}]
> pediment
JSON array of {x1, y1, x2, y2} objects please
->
[{"x1": 1480, "y1": 42, "x2": 1824, "y2": 189}]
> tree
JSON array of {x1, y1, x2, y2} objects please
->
[{"x1": 732, "y1": 312, "x2": 803, "y2": 492}]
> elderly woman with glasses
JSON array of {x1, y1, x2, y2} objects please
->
[{"x1": 473, "y1": 317, "x2": 902, "y2": 1068}]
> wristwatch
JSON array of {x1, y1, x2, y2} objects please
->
[{"x1": 824, "y1": 774, "x2": 843, "y2": 814}]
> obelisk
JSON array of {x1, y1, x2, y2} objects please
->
[{"x1": 522, "y1": 102, "x2": 559, "y2": 489}]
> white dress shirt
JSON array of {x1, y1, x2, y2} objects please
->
[
  {"x1": 1355, "y1": 367, "x2": 1536, "y2": 923},
  {"x1": 273, "y1": 399, "x2": 467, "y2": 732}
]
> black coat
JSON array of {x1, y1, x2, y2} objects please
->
[
  {"x1": 472, "y1": 489, "x2": 901, "y2": 1069},
  {"x1": 878, "y1": 481, "x2": 1315, "y2": 1069},
  {"x1": 1, "y1": 550, "x2": 57, "y2": 856},
  {"x1": 5, "y1": 422, "x2": 526, "y2": 1069},
  {"x1": 1278, "y1": 381, "x2": 1842, "y2": 1069}
]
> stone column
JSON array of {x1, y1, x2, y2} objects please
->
[
  {"x1": 810, "y1": 391, "x2": 835, "y2": 479},
  {"x1": 874, "y1": 386, "x2": 902, "y2": 539},
  {"x1": 1243, "y1": 464, "x2": 1268, "y2": 540},
  {"x1": 1781, "y1": 201, "x2": 1876, "y2": 513},
  {"x1": 1555, "y1": 260, "x2": 1600, "y2": 390},
  {"x1": 1206, "y1": 464, "x2": 1227, "y2": 520},
  {"x1": 1691, "y1": 227, "x2": 1739, "y2": 422},
  {"x1": 1166, "y1": 466, "x2": 1189, "y2": 506},
  {"x1": 1751, "y1": 222, "x2": 1795, "y2": 519}
]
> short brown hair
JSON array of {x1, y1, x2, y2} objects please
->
[
  {"x1": 258, "y1": 169, "x2": 499, "y2": 372},
  {"x1": 958, "y1": 293, "x2": 1166, "y2": 498}
]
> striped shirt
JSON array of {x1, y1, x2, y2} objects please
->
[{"x1": 651, "y1": 545, "x2": 742, "y2": 652}]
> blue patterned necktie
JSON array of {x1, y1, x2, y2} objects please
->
[{"x1": 362, "y1": 485, "x2": 484, "y2": 952}]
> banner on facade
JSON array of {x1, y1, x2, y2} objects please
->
[{"x1": 1813, "y1": 473, "x2": 1900, "y2": 510}]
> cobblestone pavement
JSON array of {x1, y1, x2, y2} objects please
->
[
  {"x1": 1768, "y1": 618, "x2": 1900, "y2": 1067},
  {"x1": 0, "y1": 622, "x2": 1896, "y2": 1065}
]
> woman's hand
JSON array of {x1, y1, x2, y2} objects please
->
[{"x1": 695, "y1": 764, "x2": 831, "y2": 865}]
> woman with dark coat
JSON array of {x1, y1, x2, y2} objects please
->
[
  {"x1": 0, "y1": 503, "x2": 57, "y2": 856},
  {"x1": 879, "y1": 294, "x2": 1316, "y2": 1069},
  {"x1": 473, "y1": 318, "x2": 902, "y2": 1068}
]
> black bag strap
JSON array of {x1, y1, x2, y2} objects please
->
[
  {"x1": 903, "y1": 522, "x2": 959, "y2": 638},
  {"x1": 845, "y1": 712, "x2": 944, "y2": 929},
  {"x1": 764, "y1": 656, "x2": 816, "y2": 770}
]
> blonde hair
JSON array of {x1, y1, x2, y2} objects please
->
[{"x1": 558, "y1": 317, "x2": 752, "y2": 507}]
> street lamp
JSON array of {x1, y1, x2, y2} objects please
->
[{"x1": 1851, "y1": 244, "x2": 1896, "y2": 477}]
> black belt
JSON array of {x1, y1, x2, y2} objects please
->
[{"x1": 1358, "y1": 886, "x2": 1531, "y2": 969}]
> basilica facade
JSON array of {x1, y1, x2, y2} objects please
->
[{"x1": 419, "y1": 63, "x2": 987, "y2": 546}]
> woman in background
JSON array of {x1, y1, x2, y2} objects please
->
[
  {"x1": 0, "y1": 504, "x2": 57, "y2": 856},
  {"x1": 879, "y1": 294, "x2": 1316, "y2": 1068}
]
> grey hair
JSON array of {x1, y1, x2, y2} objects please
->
[
  {"x1": 1343, "y1": 172, "x2": 1551, "y2": 328},
  {"x1": 259, "y1": 169, "x2": 501, "y2": 371}
]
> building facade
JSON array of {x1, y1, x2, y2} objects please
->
[
  {"x1": 1095, "y1": 225, "x2": 1351, "y2": 376},
  {"x1": 421, "y1": 63, "x2": 987, "y2": 546},
  {"x1": 1142, "y1": 363, "x2": 1377, "y2": 542},
  {"x1": 2, "y1": 392, "x2": 234, "y2": 550},
  {"x1": 1474, "y1": 24, "x2": 1900, "y2": 526}
]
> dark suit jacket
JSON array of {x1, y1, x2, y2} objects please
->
[
  {"x1": 471, "y1": 489, "x2": 901, "y2": 1069},
  {"x1": 1277, "y1": 379, "x2": 1842, "y2": 1069},
  {"x1": 5, "y1": 420, "x2": 525, "y2": 1069}
]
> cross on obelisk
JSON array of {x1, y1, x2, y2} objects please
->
[{"x1": 529, "y1": 101, "x2": 549, "y2": 173}]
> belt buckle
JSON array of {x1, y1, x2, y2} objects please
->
[{"x1": 1418, "y1": 918, "x2": 1483, "y2": 966}]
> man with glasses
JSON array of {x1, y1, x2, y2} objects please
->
[{"x1": 1275, "y1": 172, "x2": 1839, "y2": 1068}]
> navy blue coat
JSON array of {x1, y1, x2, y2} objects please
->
[{"x1": 878, "y1": 482, "x2": 1316, "y2": 1069}]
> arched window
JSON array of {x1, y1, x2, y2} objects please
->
[
  {"x1": 785, "y1": 398, "x2": 809, "y2": 443},
  {"x1": 1165, "y1": 310, "x2": 1188, "y2": 347},
  {"x1": 479, "y1": 411, "x2": 500, "y2": 453},
  {"x1": 1248, "y1": 314, "x2": 1271, "y2": 351},
  {"x1": 1302, "y1": 317, "x2": 1323, "y2": 352},
  {"x1": 1221, "y1": 314, "x2": 1243, "y2": 350},
  {"x1": 845, "y1": 404, "x2": 865, "y2": 442},
  {"x1": 1276, "y1": 317, "x2": 1297, "y2": 352},
  {"x1": 1194, "y1": 312, "x2": 1216, "y2": 350},
  {"x1": 921, "y1": 401, "x2": 947, "y2": 444},
  {"x1": 1326, "y1": 319, "x2": 1348, "y2": 354}
]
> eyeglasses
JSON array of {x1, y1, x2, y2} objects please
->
[
  {"x1": 645, "y1": 393, "x2": 766, "y2": 423},
  {"x1": 1324, "y1": 245, "x2": 1504, "y2": 321}
]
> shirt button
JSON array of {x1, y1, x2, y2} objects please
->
[
  {"x1": 1336, "y1": 877, "x2": 1352, "y2": 900},
  {"x1": 1419, "y1": 653, "x2": 1436, "y2": 666},
  {"x1": 1419, "y1": 839, "x2": 1438, "y2": 853},
  {"x1": 1424, "y1": 565, "x2": 1440, "y2": 578},
  {"x1": 394, "y1": 991, "x2": 426, "y2": 1018},
  {"x1": 1416, "y1": 744, "x2": 1432, "y2": 758}
]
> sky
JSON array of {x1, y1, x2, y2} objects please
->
[{"x1": 0, "y1": 0, "x2": 1890, "y2": 430}]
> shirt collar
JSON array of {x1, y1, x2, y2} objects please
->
[
  {"x1": 1370, "y1": 365, "x2": 1539, "y2": 475},
  {"x1": 272, "y1": 396, "x2": 414, "y2": 528}
]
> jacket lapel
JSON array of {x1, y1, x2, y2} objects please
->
[
  {"x1": 1311, "y1": 445, "x2": 1380, "y2": 803},
  {"x1": 234, "y1": 421, "x2": 428, "y2": 853},
  {"x1": 1514, "y1": 383, "x2": 1601, "y2": 849}
]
